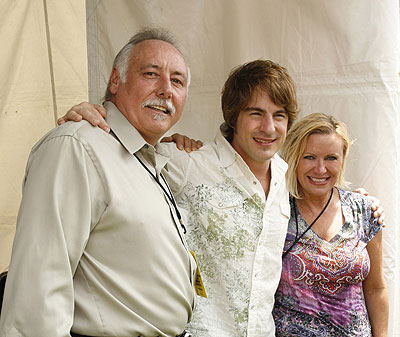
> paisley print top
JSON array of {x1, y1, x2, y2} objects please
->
[{"x1": 273, "y1": 188, "x2": 383, "y2": 337}]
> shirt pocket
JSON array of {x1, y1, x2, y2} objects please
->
[
  {"x1": 264, "y1": 202, "x2": 290, "y2": 247},
  {"x1": 280, "y1": 202, "x2": 291, "y2": 218},
  {"x1": 201, "y1": 197, "x2": 243, "y2": 230},
  {"x1": 206, "y1": 197, "x2": 242, "y2": 210}
]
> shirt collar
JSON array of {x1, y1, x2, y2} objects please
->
[
  {"x1": 104, "y1": 101, "x2": 171, "y2": 172},
  {"x1": 104, "y1": 101, "x2": 170, "y2": 155},
  {"x1": 104, "y1": 101, "x2": 148, "y2": 155},
  {"x1": 214, "y1": 129, "x2": 237, "y2": 168}
]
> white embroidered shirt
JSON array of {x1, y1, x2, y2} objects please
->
[{"x1": 165, "y1": 130, "x2": 290, "y2": 337}]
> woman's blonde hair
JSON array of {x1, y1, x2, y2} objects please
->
[{"x1": 280, "y1": 113, "x2": 351, "y2": 198}]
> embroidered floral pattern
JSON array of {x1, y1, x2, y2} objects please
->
[{"x1": 178, "y1": 169, "x2": 264, "y2": 337}]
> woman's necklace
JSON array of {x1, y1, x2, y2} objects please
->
[{"x1": 282, "y1": 188, "x2": 334, "y2": 259}]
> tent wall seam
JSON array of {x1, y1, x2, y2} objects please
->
[{"x1": 42, "y1": 0, "x2": 58, "y2": 125}]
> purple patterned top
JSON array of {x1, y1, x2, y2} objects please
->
[{"x1": 273, "y1": 188, "x2": 383, "y2": 336}]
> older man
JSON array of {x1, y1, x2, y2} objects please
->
[{"x1": 0, "y1": 28, "x2": 196, "y2": 337}]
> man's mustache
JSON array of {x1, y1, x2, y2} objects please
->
[{"x1": 141, "y1": 98, "x2": 176, "y2": 115}]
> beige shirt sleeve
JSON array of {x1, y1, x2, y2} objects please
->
[{"x1": 0, "y1": 135, "x2": 105, "y2": 337}]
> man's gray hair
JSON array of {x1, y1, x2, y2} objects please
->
[{"x1": 104, "y1": 27, "x2": 190, "y2": 101}]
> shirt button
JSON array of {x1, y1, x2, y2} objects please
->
[
  {"x1": 253, "y1": 181, "x2": 257, "y2": 185},
  {"x1": 144, "y1": 144, "x2": 149, "y2": 149}
]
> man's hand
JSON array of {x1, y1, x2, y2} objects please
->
[
  {"x1": 58, "y1": 104, "x2": 203, "y2": 152},
  {"x1": 354, "y1": 188, "x2": 385, "y2": 225},
  {"x1": 161, "y1": 133, "x2": 203, "y2": 152},
  {"x1": 57, "y1": 102, "x2": 110, "y2": 133}
]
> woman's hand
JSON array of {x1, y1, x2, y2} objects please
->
[{"x1": 161, "y1": 133, "x2": 203, "y2": 152}]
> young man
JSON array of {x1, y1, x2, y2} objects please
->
[
  {"x1": 166, "y1": 60, "x2": 298, "y2": 336},
  {"x1": 0, "y1": 28, "x2": 196, "y2": 337}
]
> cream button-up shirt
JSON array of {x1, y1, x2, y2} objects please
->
[
  {"x1": 0, "y1": 102, "x2": 196, "y2": 337},
  {"x1": 165, "y1": 131, "x2": 290, "y2": 337}
]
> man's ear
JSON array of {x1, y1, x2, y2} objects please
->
[{"x1": 109, "y1": 68, "x2": 121, "y2": 95}]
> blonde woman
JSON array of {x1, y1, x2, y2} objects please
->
[{"x1": 273, "y1": 113, "x2": 388, "y2": 336}]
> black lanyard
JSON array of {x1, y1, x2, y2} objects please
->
[
  {"x1": 109, "y1": 128, "x2": 186, "y2": 234},
  {"x1": 282, "y1": 188, "x2": 333, "y2": 259},
  {"x1": 133, "y1": 153, "x2": 186, "y2": 234}
]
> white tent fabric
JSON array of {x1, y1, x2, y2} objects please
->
[
  {"x1": 87, "y1": 1, "x2": 400, "y2": 332},
  {"x1": 1, "y1": 0, "x2": 399, "y2": 335},
  {"x1": 0, "y1": 0, "x2": 88, "y2": 272}
]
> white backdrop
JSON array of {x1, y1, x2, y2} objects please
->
[
  {"x1": 0, "y1": 0, "x2": 398, "y2": 335},
  {"x1": 0, "y1": 0, "x2": 88, "y2": 273},
  {"x1": 87, "y1": 0, "x2": 400, "y2": 334}
]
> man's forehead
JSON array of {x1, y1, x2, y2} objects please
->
[
  {"x1": 244, "y1": 89, "x2": 285, "y2": 111},
  {"x1": 131, "y1": 40, "x2": 187, "y2": 72},
  {"x1": 248, "y1": 87, "x2": 269, "y2": 101}
]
